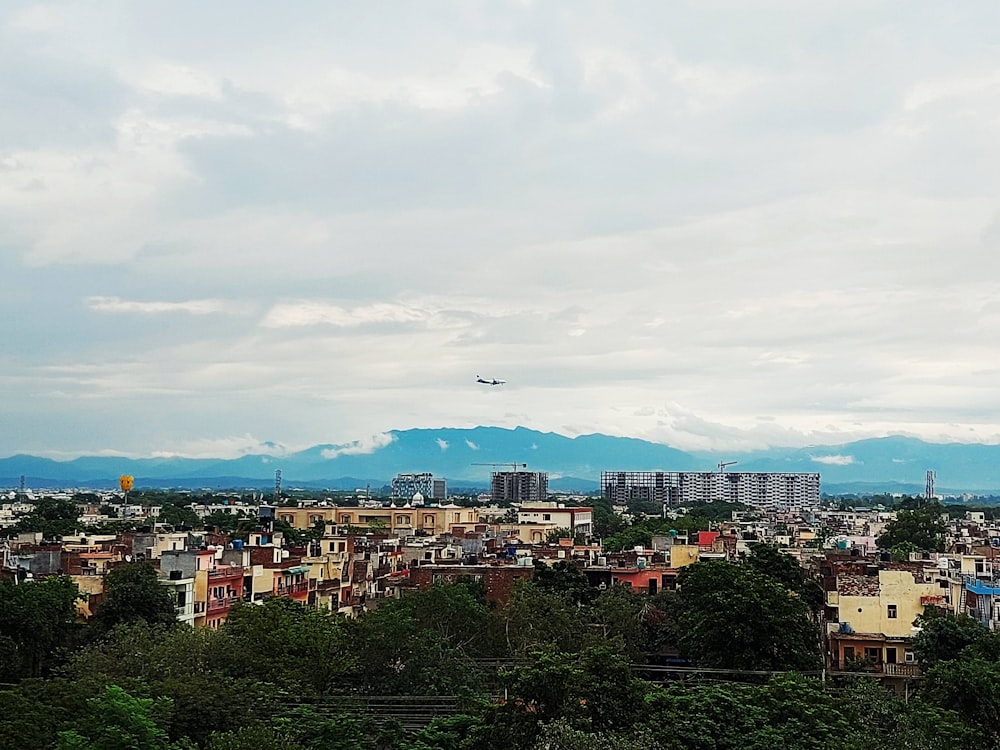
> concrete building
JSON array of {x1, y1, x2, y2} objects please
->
[
  {"x1": 516, "y1": 502, "x2": 593, "y2": 536},
  {"x1": 267, "y1": 504, "x2": 479, "y2": 536},
  {"x1": 601, "y1": 470, "x2": 820, "y2": 510},
  {"x1": 491, "y1": 471, "x2": 548, "y2": 503},
  {"x1": 391, "y1": 473, "x2": 446, "y2": 501},
  {"x1": 825, "y1": 565, "x2": 941, "y2": 686}
]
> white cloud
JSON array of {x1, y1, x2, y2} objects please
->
[
  {"x1": 261, "y1": 302, "x2": 428, "y2": 328},
  {"x1": 436, "y1": 439, "x2": 449, "y2": 451},
  {"x1": 811, "y1": 455, "x2": 856, "y2": 466},
  {"x1": 6, "y1": 2, "x2": 1000, "y2": 457},
  {"x1": 465, "y1": 440, "x2": 479, "y2": 450},
  {"x1": 86, "y1": 296, "x2": 230, "y2": 315},
  {"x1": 149, "y1": 435, "x2": 288, "y2": 460},
  {"x1": 320, "y1": 432, "x2": 396, "y2": 459}
]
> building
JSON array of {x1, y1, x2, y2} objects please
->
[
  {"x1": 601, "y1": 471, "x2": 676, "y2": 505},
  {"x1": 266, "y1": 504, "x2": 480, "y2": 537},
  {"x1": 601, "y1": 470, "x2": 820, "y2": 510},
  {"x1": 491, "y1": 471, "x2": 548, "y2": 503},
  {"x1": 391, "y1": 473, "x2": 446, "y2": 501},
  {"x1": 516, "y1": 503, "x2": 593, "y2": 536},
  {"x1": 825, "y1": 564, "x2": 941, "y2": 688}
]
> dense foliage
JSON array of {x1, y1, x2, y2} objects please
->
[
  {"x1": 876, "y1": 503, "x2": 947, "y2": 552},
  {"x1": 0, "y1": 553, "x2": 992, "y2": 748}
]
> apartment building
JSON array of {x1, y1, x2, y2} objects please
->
[{"x1": 602, "y1": 470, "x2": 820, "y2": 510}]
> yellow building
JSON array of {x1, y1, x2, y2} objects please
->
[
  {"x1": 668, "y1": 544, "x2": 701, "y2": 569},
  {"x1": 272, "y1": 505, "x2": 479, "y2": 536},
  {"x1": 829, "y1": 567, "x2": 941, "y2": 676},
  {"x1": 835, "y1": 569, "x2": 939, "y2": 638}
]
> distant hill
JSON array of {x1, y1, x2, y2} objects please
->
[{"x1": 3, "y1": 428, "x2": 1000, "y2": 494}]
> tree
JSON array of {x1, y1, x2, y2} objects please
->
[
  {"x1": 742, "y1": 544, "x2": 824, "y2": 613},
  {"x1": 14, "y1": 496, "x2": 81, "y2": 538},
  {"x1": 671, "y1": 561, "x2": 821, "y2": 671},
  {"x1": 838, "y1": 677, "x2": 975, "y2": 750},
  {"x1": 474, "y1": 647, "x2": 649, "y2": 748},
  {"x1": 212, "y1": 597, "x2": 354, "y2": 695},
  {"x1": 0, "y1": 575, "x2": 81, "y2": 679},
  {"x1": 590, "y1": 499, "x2": 626, "y2": 540},
  {"x1": 531, "y1": 560, "x2": 596, "y2": 606},
  {"x1": 921, "y1": 657, "x2": 1000, "y2": 745},
  {"x1": 876, "y1": 504, "x2": 947, "y2": 552},
  {"x1": 91, "y1": 562, "x2": 177, "y2": 634},
  {"x1": 912, "y1": 607, "x2": 991, "y2": 668},
  {"x1": 55, "y1": 684, "x2": 189, "y2": 750},
  {"x1": 347, "y1": 603, "x2": 487, "y2": 696},
  {"x1": 390, "y1": 580, "x2": 501, "y2": 658},
  {"x1": 157, "y1": 502, "x2": 199, "y2": 528},
  {"x1": 501, "y1": 582, "x2": 589, "y2": 656}
]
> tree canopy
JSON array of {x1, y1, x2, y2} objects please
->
[
  {"x1": 876, "y1": 503, "x2": 947, "y2": 552},
  {"x1": 90, "y1": 562, "x2": 178, "y2": 635},
  {"x1": 671, "y1": 560, "x2": 821, "y2": 671}
]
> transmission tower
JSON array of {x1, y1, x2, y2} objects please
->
[
  {"x1": 925, "y1": 470, "x2": 935, "y2": 502},
  {"x1": 274, "y1": 469, "x2": 282, "y2": 504}
]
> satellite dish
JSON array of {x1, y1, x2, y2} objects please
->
[{"x1": 124, "y1": 554, "x2": 133, "y2": 562}]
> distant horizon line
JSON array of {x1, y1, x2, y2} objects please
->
[{"x1": 4, "y1": 425, "x2": 1000, "y2": 462}]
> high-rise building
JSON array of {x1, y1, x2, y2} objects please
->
[
  {"x1": 391, "y1": 472, "x2": 447, "y2": 501},
  {"x1": 491, "y1": 471, "x2": 548, "y2": 503},
  {"x1": 601, "y1": 470, "x2": 820, "y2": 510}
]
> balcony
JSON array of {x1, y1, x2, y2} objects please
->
[
  {"x1": 207, "y1": 596, "x2": 241, "y2": 612},
  {"x1": 175, "y1": 602, "x2": 195, "y2": 618},
  {"x1": 884, "y1": 663, "x2": 922, "y2": 677},
  {"x1": 277, "y1": 581, "x2": 309, "y2": 595},
  {"x1": 208, "y1": 566, "x2": 244, "y2": 581}
]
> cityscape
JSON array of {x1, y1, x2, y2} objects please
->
[
  {"x1": 3, "y1": 452, "x2": 1000, "y2": 745},
  {"x1": 5, "y1": 1, "x2": 1000, "y2": 748}
]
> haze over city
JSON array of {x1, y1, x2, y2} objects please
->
[{"x1": 4, "y1": 1, "x2": 1000, "y2": 459}]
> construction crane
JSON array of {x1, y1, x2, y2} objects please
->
[
  {"x1": 472, "y1": 462, "x2": 527, "y2": 472},
  {"x1": 718, "y1": 461, "x2": 738, "y2": 472}
]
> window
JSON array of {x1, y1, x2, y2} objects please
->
[
  {"x1": 887, "y1": 604, "x2": 897, "y2": 619},
  {"x1": 904, "y1": 650, "x2": 915, "y2": 663},
  {"x1": 864, "y1": 647, "x2": 881, "y2": 662},
  {"x1": 843, "y1": 646, "x2": 855, "y2": 660},
  {"x1": 886, "y1": 647, "x2": 897, "y2": 664}
]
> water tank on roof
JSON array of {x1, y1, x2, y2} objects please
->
[
  {"x1": 637, "y1": 557, "x2": 647, "y2": 569},
  {"x1": 233, "y1": 539, "x2": 243, "y2": 550}
]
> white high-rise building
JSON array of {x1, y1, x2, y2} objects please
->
[{"x1": 601, "y1": 470, "x2": 820, "y2": 510}]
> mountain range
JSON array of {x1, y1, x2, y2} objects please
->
[{"x1": 3, "y1": 427, "x2": 1000, "y2": 496}]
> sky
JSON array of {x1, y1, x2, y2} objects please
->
[{"x1": 3, "y1": 1, "x2": 1000, "y2": 459}]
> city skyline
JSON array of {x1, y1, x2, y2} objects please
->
[{"x1": 4, "y1": 2, "x2": 1000, "y2": 459}]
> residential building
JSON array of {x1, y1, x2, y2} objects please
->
[
  {"x1": 266, "y1": 504, "x2": 479, "y2": 536},
  {"x1": 391, "y1": 473, "x2": 446, "y2": 501},
  {"x1": 601, "y1": 470, "x2": 820, "y2": 510},
  {"x1": 516, "y1": 503, "x2": 593, "y2": 536},
  {"x1": 491, "y1": 471, "x2": 548, "y2": 503}
]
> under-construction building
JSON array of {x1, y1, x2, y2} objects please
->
[
  {"x1": 601, "y1": 470, "x2": 820, "y2": 510},
  {"x1": 391, "y1": 472, "x2": 447, "y2": 501},
  {"x1": 491, "y1": 471, "x2": 548, "y2": 503}
]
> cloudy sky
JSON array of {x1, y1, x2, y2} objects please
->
[{"x1": 4, "y1": 1, "x2": 1000, "y2": 459}]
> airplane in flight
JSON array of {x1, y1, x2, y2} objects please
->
[{"x1": 476, "y1": 375, "x2": 506, "y2": 386}]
